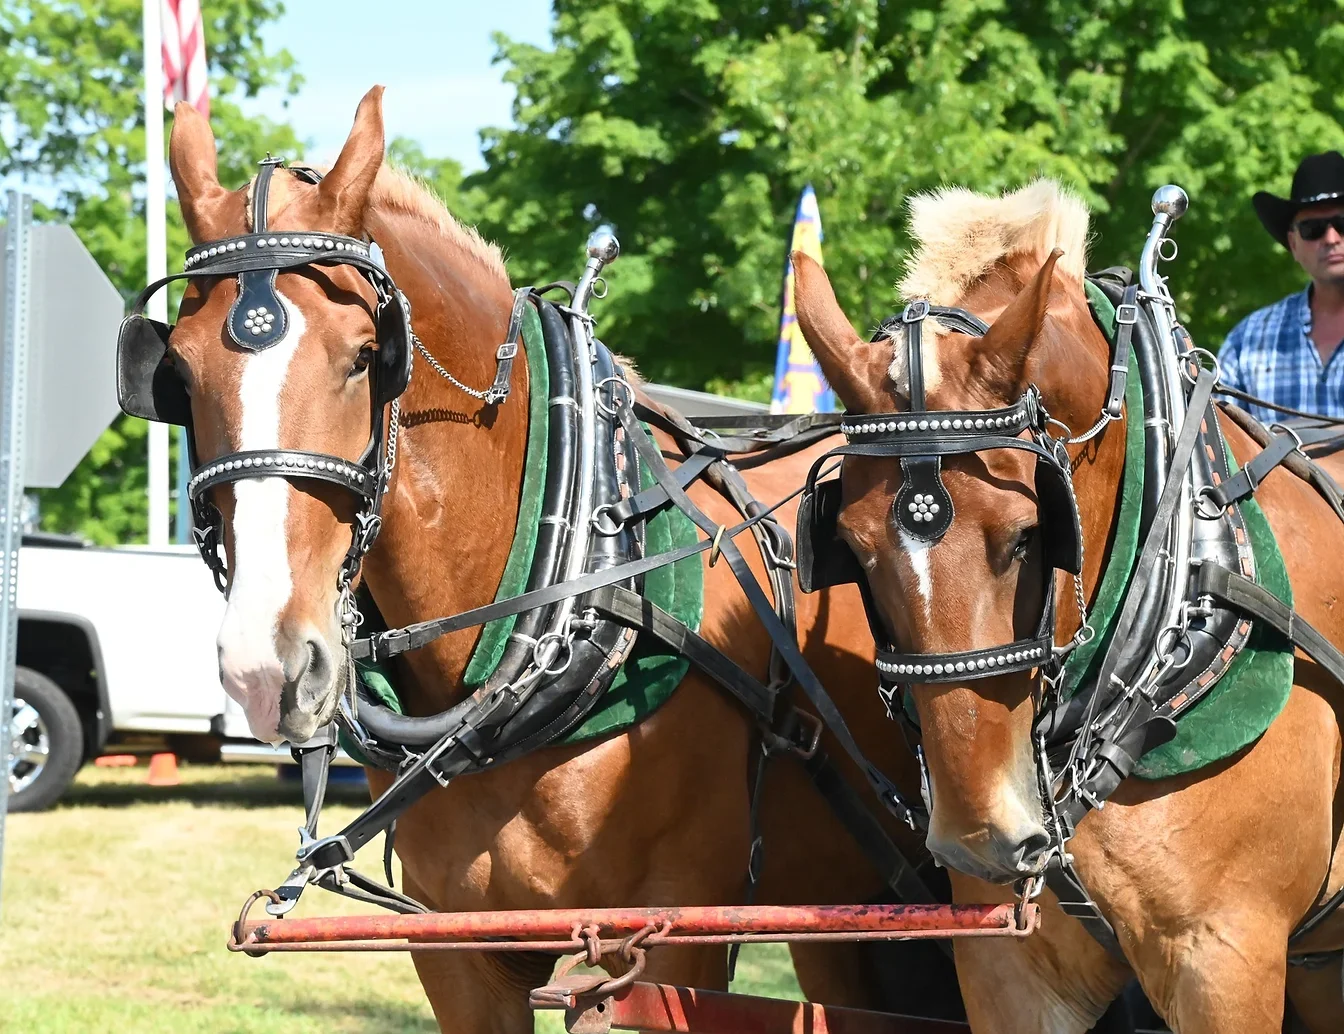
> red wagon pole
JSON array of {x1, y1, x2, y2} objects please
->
[{"x1": 230, "y1": 901, "x2": 1038, "y2": 954}]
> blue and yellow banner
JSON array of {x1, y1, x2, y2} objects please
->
[{"x1": 770, "y1": 184, "x2": 835, "y2": 414}]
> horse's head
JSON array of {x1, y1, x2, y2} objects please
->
[
  {"x1": 166, "y1": 88, "x2": 392, "y2": 743},
  {"x1": 795, "y1": 183, "x2": 1118, "y2": 882}
]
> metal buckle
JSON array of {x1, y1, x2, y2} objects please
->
[
  {"x1": 783, "y1": 708, "x2": 823, "y2": 759},
  {"x1": 902, "y1": 299, "x2": 930, "y2": 323},
  {"x1": 1115, "y1": 303, "x2": 1138, "y2": 326},
  {"x1": 496, "y1": 341, "x2": 519, "y2": 361},
  {"x1": 295, "y1": 833, "x2": 354, "y2": 869},
  {"x1": 1269, "y1": 422, "x2": 1306, "y2": 456},
  {"x1": 372, "y1": 628, "x2": 411, "y2": 661}
]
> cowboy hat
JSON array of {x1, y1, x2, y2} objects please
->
[{"x1": 1253, "y1": 151, "x2": 1344, "y2": 248}]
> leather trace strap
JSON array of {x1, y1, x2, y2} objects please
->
[
  {"x1": 1216, "y1": 384, "x2": 1344, "y2": 425},
  {"x1": 350, "y1": 492, "x2": 798, "y2": 662},
  {"x1": 615, "y1": 402, "x2": 925, "y2": 830},
  {"x1": 634, "y1": 401, "x2": 844, "y2": 457},
  {"x1": 1043, "y1": 856, "x2": 1123, "y2": 957},
  {"x1": 1199, "y1": 426, "x2": 1301, "y2": 515},
  {"x1": 1195, "y1": 562, "x2": 1344, "y2": 687},
  {"x1": 589, "y1": 585, "x2": 777, "y2": 722}
]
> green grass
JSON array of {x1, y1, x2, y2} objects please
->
[{"x1": 0, "y1": 764, "x2": 799, "y2": 1033}]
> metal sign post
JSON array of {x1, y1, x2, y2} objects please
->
[{"x1": 0, "y1": 190, "x2": 33, "y2": 911}]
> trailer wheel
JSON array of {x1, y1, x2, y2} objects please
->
[{"x1": 7, "y1": 666, "x2": 84, "y2": 812}]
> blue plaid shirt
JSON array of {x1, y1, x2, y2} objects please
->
[{"x1": 1218, "y1": 286, "x2": 1344, "y2": 423}]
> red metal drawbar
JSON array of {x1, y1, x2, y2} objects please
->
[{"x1": 230, "y1": 901, "x2": 1038, "y2": 954}]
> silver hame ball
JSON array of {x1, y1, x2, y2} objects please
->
[
  {"x1": 587, "y1": 230, "x2": 621, "y2": 263},
  {"x1": 1151, "y1": 185, "x2": 1189, "y2": 220}
]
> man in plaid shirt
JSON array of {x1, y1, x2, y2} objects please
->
[{"x1": 1221, "y1": 151, "x2": 1344, "y2": 422}]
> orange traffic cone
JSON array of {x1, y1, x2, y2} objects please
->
[{"x1": 147, "y1": 752, "x2": 180, "y2": 787}]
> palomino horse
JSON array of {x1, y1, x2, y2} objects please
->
[
  {"x1": 792, "y1": 181, "x2": 1344, "y2": 1033},
  {"x1": 164, "y1": 88, "x2": 934, "y2": 1030}
]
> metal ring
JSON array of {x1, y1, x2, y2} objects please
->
[
  {"x1": 1178, "y1": 347, "x2": 1222, "y2": 387},
  {"x1": 1157, "y1": 237, "x2": 1178, "y2": 262},
  {"x1": 1269, "y1": 422, "x2": 1306, "y2": 455},
  {"x1": 533, "y1": 632, "x2": 574, "y2": 677},
  {"x1": 229, "y1": 889, "x2": 284, "y2": 956},
  {"x1": 591, "y1": 503, "x2": 624, "y2": 536},
  {"x1": 708, "y1": 524, "x2": 727, "y2": 567},
  {"x1": 1193, "y1": 485, "x2": 1228, "y2": 520},
  {"x1": 1045, "y1": 415, "x2": 1074, "y2": 442},
  {"x1": 594, "y1": 376, "x2": 633, "y2": 418},
  {"x1": 591, "y1": 276, "x2": 608, "y2": 299}
]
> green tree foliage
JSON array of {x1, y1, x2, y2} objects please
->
[
  {"x1": 387, "y1": 138, "x2": 471, "y2": 217},
  {"x1": 470, "y1": 0, "x2": 1344, "y2": 389},
  {"x1": 1, "y1": 0, "x2": 301, "y2": 542}
]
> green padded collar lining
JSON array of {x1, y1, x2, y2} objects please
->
[
  {"x1": 1058, "y1": 281, "x2": 1147, "y2": 699},
  {"x1": 462, "y1": 302, "x2": 549, "y2": 686}
]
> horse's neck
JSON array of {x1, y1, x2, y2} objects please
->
[
  {"x1": 1053, "y1": 342, "x2": 1129, "y2": 636},
  {"x1": 361, "y1": 208, "x2": 527, "y2": 715}
]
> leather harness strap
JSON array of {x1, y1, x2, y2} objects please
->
[
  {"x1": 1201, "y1": 429, "x2": 1302, "y2": 513},
  {"x1": 1195, "y1": 563, "x2": 1344, "y2": 686},
  {"x1": 589, "y1": 585, "x2": 777, "y2": 722},
  {"x1": 616, "y1": 402, "x2": 926, "y2": 830},
  {"x1": 1218, "y1": 403, "x2": 1344, "y2": 525}
]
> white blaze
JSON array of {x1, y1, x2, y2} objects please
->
[
  {"x1": 898, "y1": 528, "x2": 934, "y2": 626},
  {"x1": 216, "y1": 297, "x2": 304, "y2": 742}
]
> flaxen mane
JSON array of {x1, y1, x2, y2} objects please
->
[
  {"x1": 888, "y1": 179, "x2": 1091, "y2": 392},
  {"x1": 369, "y1": 164, "x2": 509, "y2": 283}
]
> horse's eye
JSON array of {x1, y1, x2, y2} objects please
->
[
  {"x1": 1011, "y1": 526, "x2": 1038, "y2": 561},
  {"x1": 165, "y1": 351, "x2": 192, "y2": 393},
  {"x1": 350, "y1": 346, "x2": 375, "y2": 377}
]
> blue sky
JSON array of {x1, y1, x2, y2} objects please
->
[
  {"x1": 242, "y1": 0, "x2": 554, "y2": 170},
  {"x1": 0, "y1": 0, "x2": 553, "y2": 203}
]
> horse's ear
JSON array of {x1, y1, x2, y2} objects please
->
[
  {"x1": 318, "y1": 85, "x2": 386, "y2": 234},
  {"x1": 169, "y1": 101, "x2": 230, "y2": 243},
  {"x1": 973, "y1": 248, "x2": 1063, "y2": 394},
  {"x1": 791, "y1": 252, "x2": 893, "y2": 414}
]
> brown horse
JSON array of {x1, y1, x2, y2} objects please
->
[
  {"x1": 792, "y1": 180, "x2": 1344, "y2": 1033},
  {"x1": 165, "y1": 87, "x2": 933, "y2": 1030}
]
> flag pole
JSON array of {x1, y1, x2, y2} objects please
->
[{"x1": 143, "y1": 0, "x2": 170, "y2": 547}]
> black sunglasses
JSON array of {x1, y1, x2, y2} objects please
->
[{"x1": 1293, "y1": 214, "x2": 1344, "y2": 241}]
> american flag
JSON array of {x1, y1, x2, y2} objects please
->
[{"x1": 161, "y1": 0, "x2": 209, "y2": 118}]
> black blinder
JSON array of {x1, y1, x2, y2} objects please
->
[
  {"x1": 116, "y1": 314, "x2": 192, "y2": 426},
  {"x1": 374, "y1": 293, "x2": 413, "y2": 407},
  {"x1": 797, "y1": 478, "x2": 865, "y2": 594},
  {"x1": 1036, "y1": 457, "x2": 1083, "y2": 574}
]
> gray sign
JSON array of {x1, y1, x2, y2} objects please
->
[{"x1": 0, "y1": 224, "x2": 124, "y2": 488}]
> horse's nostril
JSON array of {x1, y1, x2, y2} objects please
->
[
  {"x1": 1018, "y1": 830, "x2": 1053, "y2": 870},
  {"x1": 303, "y1": 637, "x2": 332, "y2": 685}
]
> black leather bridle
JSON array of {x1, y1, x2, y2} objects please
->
[
  {"x1": 117, "y1": 157, "x2": 516, "y2": 634},
  {"x1": 803, "y1": 300, "x2": 1089, "y2": 702}
]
